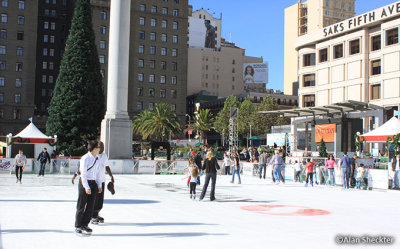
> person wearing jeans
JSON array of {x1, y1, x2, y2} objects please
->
[
  {"x1": 258, "y1": 150, "x2": 268, "y2": 179},
  {"x1": 325, "y1": 155, "x2": 337, "y2": 186},
  {"x1": 199, "y1": 151, "x2": 220, "y2": 201},
  {"x1": 391, "y1": 152, "x2": 400, "y2": 189},
  {"x1": 340, "y1": 152, "x2": 351, "y2": 189},
  {"x1": 270, "y1": 150, "x2": 284, "y2": 184},
  {"x1": 231, "y1": 152, "x2": 241, "y2": 184}
]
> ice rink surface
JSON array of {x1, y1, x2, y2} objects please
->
[{"x1": 0, "y1": 173, "x2": 399, "y2": 249}]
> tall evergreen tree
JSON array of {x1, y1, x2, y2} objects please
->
[
  {"x1": 319, "y1": 139, "x2": 328, "y2": 158},
  {"x1": 46, "y1": 0, "x2": 105, "y2": 156}
]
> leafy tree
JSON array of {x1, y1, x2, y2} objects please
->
[
  {"x1": 319, "y1": 139, "x2": 328, "y2": 157},
  {"x1": 46, "y1": 0, "x2": 104, "y2": 156},
  {"x1": 214, "y1": 95, "x2": 240, "y2": 134},
  {"x1": 132, "y1": 103, "x2": 182, "y2": 142},
  {"x1": 192, "y1": 109, "x2": 215, "y2": 143},
  {"x1": 238, "y1": 97, "x2": 256, "y2": 135}
]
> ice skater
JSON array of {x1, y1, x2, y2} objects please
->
[
  {"x1": 189, "y1": 165, "x2": 199, "y2": 199},
  {"x1": 14, "y1": 150, "x2": 27, "y2": 184},
  {"x1": 303, "y1": 159, "x2": 316, "y2": 187},
  {"x1": 74, "y1": 140, "x2": 102, "y2": 235},
  {"x1": 199, "y1": 151, "x2": 220, "y2": 201},
  {"x1": 231, "y1": 152, "x2": 241, "y2": 184},
  {"x1": 36, "y1": 148, "x2": 51, "y2": 177}
]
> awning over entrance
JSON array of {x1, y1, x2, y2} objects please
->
[
  {"x1": 259, "y1": 100, "x2": 383, "y2": 118},
  {"x1": 361, "y1": 116, "x2": 400, "y2": 142}
]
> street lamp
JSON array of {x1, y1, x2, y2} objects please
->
[{"x1": 185, "y1": 114, "x2": 191, "y2": 142}]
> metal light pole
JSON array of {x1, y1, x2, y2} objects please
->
[
  {"x1": 249, "y1": 124, "x2": 252, "y2": 146},
  {"x1": 186, "y1": 114, "x2": 191, "y2": 142}
]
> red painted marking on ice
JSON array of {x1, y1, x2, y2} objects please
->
[{"x1": 241, "y1": 205, "x2": 331, "y2": 216}]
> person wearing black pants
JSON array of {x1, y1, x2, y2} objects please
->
[
  {"x1": 200, "y1": 151, "x2": 220, "y2": 201},
  {"x1": 75, "y1": 141, "x2": 102, "y2": 235},
  {"x1": 36, "y1": 148, "x2": 51, "y2": 176},
  {"x1": 14, "y1": 150, "x2": 27, "y2": 184}
]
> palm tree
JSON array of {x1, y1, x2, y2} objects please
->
[
  {"x1": 132, "y1": 103, "x2": 182, "y2": 142},
  {"x1": 192, "y1": 109, "x2": 215, "y2": 143}
]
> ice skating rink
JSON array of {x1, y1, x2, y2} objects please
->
[{"x1": 0, "y1": 174, "x2": 398, "y2": 249}]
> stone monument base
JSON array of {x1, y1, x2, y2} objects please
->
[{"x1": 101, "y1": 117, "x2": 132, "y2": 159}]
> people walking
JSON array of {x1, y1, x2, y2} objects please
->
[
  {"x1": 223, "y1": 152, "x2": 231, "y2": 175},
  {"x1": 259, "y1": 150, "x2": 268, "y2": 179},
  {"x1": 340, "y1": 152, "x2": 351, "y2": 189},
  {"x1": 325, "y1": 154, "x2": 337, "y2": 186},
  {"x1": 91, "y1": 141, "x2": 115, "y2": 225},
  {"x1": 36, "y1": 148, "x2": 51, "y2": 176},
  {"x1": 14, "y1": 150, "x2": 27, "y2": 184},
  {"x1": 199, "y1": 151, "x2": 220, "y2": 201},
  {"x1": 231, "y1": 152, "x2": 241, "y2": 184},
  {"x1": 270, "y1": 150, "x2": 284, "y2": 185},
  {"x1": 75, "y1": 141, "x2": 102, "y2": 235}
]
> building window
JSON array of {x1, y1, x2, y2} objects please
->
[
  {"x1": 138, "y1": 73, "x2": 144, "y2": 82},
  {"x1": 48, "y1": 75, "x2": 53, "y2": 83},
  {"x1": 99, "y1": 55, "x2": 105, "y2": 64},
  {"x1": 172, "y1": 49, "x2": 177, "y2": 57},
  {"x1": 149, "y1": 60, "x2": 155, "y2": 69},
  {"x1": 172, "y1": 35, "x2": 178, "y2": 44},
  {"x1": 17, "y1": 32, "x2": 23, "y2": 40},
  {"x1": 100, "y1": 26, "x2": 106, "y2": 35},
  {"x1": 48, "y1": 89, "x2": 53, "y2": 97},
  {"x1": 171, "y1": 104, "x2": 176, "y2": 111},
  {"x1": 139, "y1": 17, "x2": 145, "y2": 26},
  {"x1": 371, "y1": 59, "x2": 381, "y2": 75},
  {"x1": 42, "y1": 61, "x2": 47, "y2": 69},
  {"x1": 1, "y1": 0, "x2": 7, "y2": 7},
  {"x1": 42, "y1": 89, "x2": 46, "y2": 97},
  {"x1": 14, "y1": 109, "x2": 21, "y2": 119},
  {"x1": 319, "y1": 48, "x2": 328, "y2": 62},
  {"x1": 44, "y1": 21, "x2": 49, "y2": 29},
  {"x1": 303, "y1": 95, "x2": 315, "y2": 107},
  {"x1": 149, "y1": 88, "x2": 155, "y2": 97},
  {"x1": 139, "y1": 4, "x2": 146, "y2": 12},
  {"x1": 171, "y1": 90, "x2": 177, "y2": 98},
  {"x1": 162, "y1": 8, "x2": 168, "y2": 15},
  {"x1": 162, "y1": 20, "x2": 167, "y2": 28},
  {"x1": 333, "y1": 44, "x2": 343, "y2": 59},
  {"x1": 40, "y1": 103, "x2": 46, "y2": 111},
  {"x1": 16, "y1": 63, "x2": 22, "y2": 72},
  {"x1": 16, "y1": 47, "x2": 23, "y2": 56},
  {"x1": 173, "y1": 21, "x2": 178, "y2": 30},
  {"x1": 49, "y1": 49, "x2": 54, "y2": 57},
  {"x1": 173, "y1": 9, "x2": 179, "y2": 16},
  {"x1": 151, "y1": 6, "x2": 157, "y2": 13},
  {"x1": 139, "y1": 31, "x2": 145, "y2": 39},
  {"x1": 303, "y1": 74, "x2": 315, "y2": 87},
  {"x1": 15, "y1": 94, "x2": 21, "y2": 104},
  {"x1": 138, "y1": 59, "x2": 144, "y2": 68},
  {"x1": 371, "y1": 35, "x2": 381, "y2": 51},
  {"x1": 148, "y1": 102, "x2": 154, "y2": 110},
  {"x1": 161, "y1": 34, "x2": 167, "y2": 42},
  {"x1": 101, "y1": 11, "x2": 107, "y2": 20},
  {"x1": 139, "y1": 45, "x2": 144, "y2": 54},
  {"x1": 151, "y1": 18, "x2": 156, "y2": 27},
  {"x1": 44, "y1": 9, "x2": 49, "y2": 15},
  {"x1": 100, "y1": 69, "x2": 105, "y2": 78},
  {"x1": 43, "y1": 35, "x2": 48, "y2": 43},
  {"x1": 100, "y1": 40, "x2": 106, "y2": 49},
  {"x1": 303, "y1": 53, "x2": 315, "y2": 67},
  {"x1": 0, "y1": 93, "x2": 3, "y2": 103},
  {"x1": 137, "y1": 87, "x2": 143, "y2": 96},
  {"x1": 161, "y1": 47, "x2": 167, "y2": 56},
  {"x1": 149, "y1": 74, "x2": 155, "y2": 83},
  {"x1": 160, "y1": 89, "x2": 166, "y2": 98},
  {"x1": 150, "y1": 32, "x2": 156, "y2": 41},
  {"x1": 49, "y1": 62, "x2": 54, "y2": 70},
  {"x1": 172, "y1": 62, "x2": 177, "y2": 71},
  {"x1": 0, "y1": 29, "x2": 6, "y2": 39},
  {"x1": 13, "y1": 80, "x2": 24, "y2": 92},
  {"x1": 137, "y1": 101, "x2": 143, "y2": 110},
  {"x1": 50, "y1": 35, "x2": 55, "y2": 43},
  {"x1": 370, "y1": 84, "x2": 381, "y2": 100},
  {"x1": 0, "y1": 108, "x2": 4, "y2": 118},
  {"x1": 0, "y1": 45, "x2": 5, "y2": 54},
  {"x1": 349, "y1": 39, "x2": 360, "y2": 55},
  {"x1": 42, "y1": 75, "x2": 47, "y2": 83},
  {"x1": 386, "y1": 28, "x2": 398, "y2": 46},
  {"x1": 171, "y1": 76, "x2": 177, "y2": 85},
  {"x1": 0, "y1": 77, "x2": 4, "y2": 86},
  {"x1": 0, "y1": 14, "x2": 7, "y2": 23},
  {"x1": 174, "y1": 0, "x2": 179, "y2": 3},
  {"x1": 0, "y1": 60, "x2": 5, "y2": 70},
  {"x1": 150, "y1": 46, "x2": 156, "y2": 55},
  {"x1": 19, "y1": 1, "x2": 25, "y2": 10},
  {"x1": 160, "y1": 75, "x2": 166, "y2": 84},
  {"x1": 161, "y1": 61, "x2": 166, "y2": 70}
]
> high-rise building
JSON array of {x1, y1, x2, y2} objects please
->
[{"x1": 284, "y1": 0, "x2": 355, "y2": 95}]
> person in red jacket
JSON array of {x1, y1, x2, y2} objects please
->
[{"x1": 303, "y1": 159, "x2": 316, "y2": 187}]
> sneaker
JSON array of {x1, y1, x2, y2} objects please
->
[
  {"x1": 97, "y1": 216, "x2": 104, "y2": 223},
  {"x1": 91, "y1": 218, "x2": 99, "y2": 225},
  {"x1": 82, "y1": 226, "x2": 92, "y2": 233}
]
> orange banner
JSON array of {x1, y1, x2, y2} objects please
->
[{"x1": 315, "y1": 124, "x2": 336, "y2": 143}]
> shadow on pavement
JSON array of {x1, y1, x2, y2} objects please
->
[
  {"x1": 92, "y1": 232, "x2": 228, "y2": 237},
  {"x1": 0, "y1": 199, "x2": 159, "y2": 205},
  {"x1": 101, "y1": 222, "x2": 218, "y2": 227}
]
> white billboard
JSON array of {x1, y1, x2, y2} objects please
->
[
  {"x1": 189, "y1": 18, "x2": 219, "y2": 49},
  {"x1": 243, "y1": 63, "x2": 269, "y2": 84}
]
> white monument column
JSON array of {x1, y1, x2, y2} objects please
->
[{"x1": 101, "y1": 0, "x2": 132, "y2": 159}]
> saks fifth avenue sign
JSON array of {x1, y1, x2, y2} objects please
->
[{"x1": 323, "y1": 1, "x2": 400, "y2": 37}]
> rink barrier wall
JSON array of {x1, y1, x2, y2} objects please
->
[{"x1": 0, "y1": 157, "x2": 392, "y2": 190}]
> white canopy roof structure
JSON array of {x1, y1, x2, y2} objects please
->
[
  {"x1": 15, "y1": 122, "x2": 51, "y2": 139},
  {"x1": 361, "y1": 117, "x2": 400, "y2": 142}
]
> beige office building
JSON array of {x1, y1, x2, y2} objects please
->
[
  {"x1": 284, "y1": 0, "x2": 355, "y2": 95},
  {"x1": 296, "y1": 1, "x2": 400, "y2": 112}
]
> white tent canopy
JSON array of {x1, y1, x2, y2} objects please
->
[
  {"x1": 15, "y1": 122, "x2": 51, "y2": 139},
  {"x1": 361, "y1": 117, "x2": 400, "y2": 142}
]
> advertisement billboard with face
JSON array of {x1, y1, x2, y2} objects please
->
[
  {"x1": 243, "y1": 63, "x2": 269, "y2": 84},
  {"x1": 189, "y1": 18, "x2": 219, "y2": 49}
]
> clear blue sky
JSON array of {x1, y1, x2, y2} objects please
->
[{"x1": 189, "y1": 0, "x2": 398, "y2": 92}]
